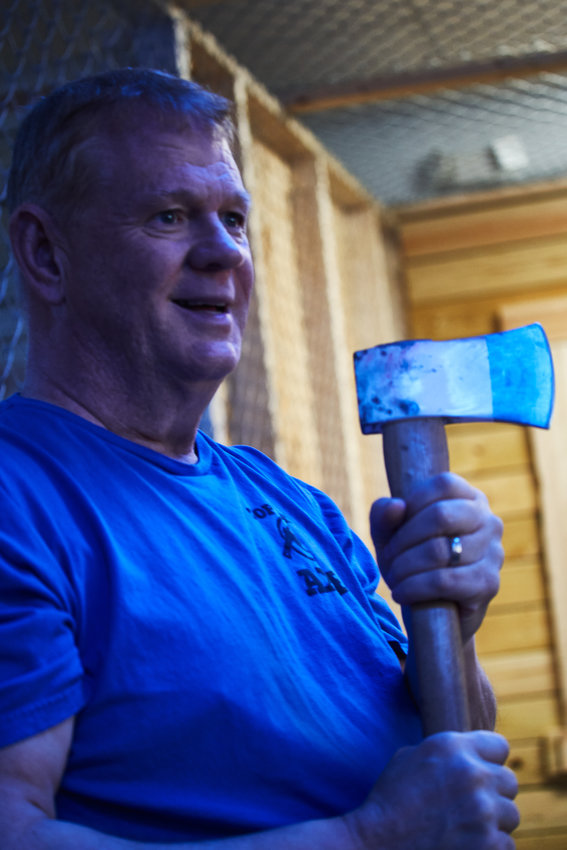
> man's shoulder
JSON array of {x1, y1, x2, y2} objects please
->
[{"x1": 208, "y1": 437, "x2": 345, "y2": 524}]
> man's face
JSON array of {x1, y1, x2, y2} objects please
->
[{"x1": 59, "y1": 111, "x2": 254, "y2": 394}]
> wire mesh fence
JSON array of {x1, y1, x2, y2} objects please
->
[
  {"x1": 187, "y1": 0, "x2": 567, "y2": 99},
  {"x1": 6, "y1": 0, "x2": 567, "y2": 398},
  {"x1": 0, "y1": 0, "x2": 176, "y2": 400},
  {"x1": 189, "y1": 0, "x2": 567, "y2": 206},
  {"x1": 300, "y1": 71, "x2": 567, "y2": 205}
]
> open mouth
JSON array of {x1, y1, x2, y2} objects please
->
[{"x1": 172, "y1": 299, "x2": 228, "y2": 313}]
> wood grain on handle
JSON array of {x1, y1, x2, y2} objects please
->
[{"x1": 382, "y1": 419, "x2": 471, "y2": 735}]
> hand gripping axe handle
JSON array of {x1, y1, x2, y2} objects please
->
[{"x1": 353, "y1": 323, "x2": 554, "y2": 735}]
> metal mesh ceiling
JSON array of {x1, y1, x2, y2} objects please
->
[
  {"x1": 186, "y1": 0, "x2": 567, "y2": 99},
  {"x1": 300, "y1": 72, "x2": 567, "y2": 204},
  {"x1": 186, "y1": 0, "x2": 567, "y2": 205}
]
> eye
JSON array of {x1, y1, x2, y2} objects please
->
[
  {"x1": 155, "y1": 209, "x2": 183, "y2": 226},
  {"x1": 222, "y1": 210, "x2": 247, "y2": 231}
]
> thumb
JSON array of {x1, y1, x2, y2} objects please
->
[{"x1": 370, "y1": 497, "x2": 407, "y2": 559}]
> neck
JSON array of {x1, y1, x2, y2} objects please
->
[{"x1": 21, "y1": 368, "x2": 220, "y2": 464}]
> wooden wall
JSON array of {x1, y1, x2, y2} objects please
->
[{"x1": 396, "y1": 184, "x2": 567, "y2": 847}]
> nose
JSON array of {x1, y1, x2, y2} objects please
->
[{"x1": 186, "y1": 217, "x2": 246, "y2": 272}]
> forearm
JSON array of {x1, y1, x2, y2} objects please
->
[
  {"x1": 402, "y1": 635, "x2": 496, "y2": 733},
  {"x1": 463, "y1": 637, "x2": 497, "y2": 730},
  {"x1": 13, "y1": 812, "x2": 358, "y2": 850}
]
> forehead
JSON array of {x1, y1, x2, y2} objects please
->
[{"x1": 87, "y1": 109, "x2": 244, "y2": 199}]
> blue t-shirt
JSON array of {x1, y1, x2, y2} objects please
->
[{"x1": 0, "y1": 396, "x2": 422, "y2": 841}]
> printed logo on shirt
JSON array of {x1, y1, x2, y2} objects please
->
[
  {"x1": 277, "y1": 515, "x2": 315, "y2": 560},
  {"x1": 296, "y1": 567, "x2": 348, "y2": 597},
  {"x1": 246, "y1": 501, "x2": 349, "y2": 598}
]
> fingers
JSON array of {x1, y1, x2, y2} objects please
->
[
  {"x1": 357, "y1": 731, "x2": 520, "y2": 849},
  {"x1": 369, "y1": 497, "x2": 406, "y2": 552},
  {"x1": 430, "y1": 732, "x2": 520, "y2": 834},
  {"x1": 464, "y1": 729, "x2": 510, "y2": 764},
  {"x1": 370, "y1": 473, "x2": 504, "y2": 638},
  {"x1": 373, "y1": 473, "x2": 500, "y2": 564},
  {"x1": 386, "y1": 550, "x2": 501, "y2": 606}
]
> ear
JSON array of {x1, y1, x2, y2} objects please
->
[{"x1": 9, "y1": 203, "x2": 67, "y2": 305}]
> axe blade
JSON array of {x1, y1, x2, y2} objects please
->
[{"x1": 354, "y1": 323, "x2": 554, "y2": 435}]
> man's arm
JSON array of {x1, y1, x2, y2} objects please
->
[
  {"x1": 463, "y1": 637, "x2": 498, "y2": 729},
  {"x1": 0, "y1": 716, "x2": 518, "y2": 850}
]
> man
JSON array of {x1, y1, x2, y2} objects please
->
[{"x1": 0, "y1": 69, "x2": 518, "y2": 848}]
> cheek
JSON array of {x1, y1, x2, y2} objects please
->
[{"x1": 239, "y1": 259, "x2": 255, "y2": 302}]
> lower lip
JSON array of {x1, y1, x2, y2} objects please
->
[{"x1": 173, "y1": 303, "x2": 232, "y2": 325}]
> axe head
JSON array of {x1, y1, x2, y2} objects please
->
[{"x1": 354, "y1": 323, "x2": 554, "y2": 434}]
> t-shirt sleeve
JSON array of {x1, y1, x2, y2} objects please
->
[
  {"x1": 299, "y1": 480, "x2": 409, "y2": 654},
  {"x1": 0, "y1": 481, "x2": 86, "y2": 747}
]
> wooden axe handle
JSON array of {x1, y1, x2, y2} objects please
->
[{"x1": 382, "y1": 418, "x2": 471, "y2": 735}]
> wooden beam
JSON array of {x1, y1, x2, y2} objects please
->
[{"x1": 285, "y1": 51, "x2": 567, "y2": 114}]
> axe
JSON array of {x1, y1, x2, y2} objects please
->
[{"x1": 353, "y1": 323, "x2": 554, "y2": 735}]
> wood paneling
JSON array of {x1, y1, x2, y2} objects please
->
[
  {"x1": 516, "y1": 788, "x2": 567, "y2": 832},
  {"x1": 506, "y1": 739, "x2": 547, "y2": 785},
  {"x1": 400, "y1": 185, "x2": 567, "y2": 850},
  {"x1": 495, "y1": 558, "x2": 546, "y2": 608},
  {"x1": 516, "y1": 834, "x2": 567, "y2": 850},
  {"x1": 401, "y1": 194, "x2": 567, "y2": 257},
  {"x1": 406, "y1": 235, "x2": 567, "y2": 305},
  {"x1": 497, "y1": 695, "x2": 560, "y2": 740},
  {"x1": 501, "y1": 515, "x2": 541, "y2": 560},
  {"x1": 447, "y1": 423, "x2": 529, "y2": 475},
  {"x1": 477, "y1": 605, "x2": 551, "y2": 655},
  {"x1": 484, "y1": 651, "x2": 555, "y2": 699},
  {"x1": 396, "y1": 182, "x2": 567, "y2": 844},
  {"x1": 463, "y1": 469, "x2": 537, "y2": 518}
]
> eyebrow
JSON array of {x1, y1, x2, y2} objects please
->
[{"x1": 150, "y1": 186, "x2": 252, "y2": 210}]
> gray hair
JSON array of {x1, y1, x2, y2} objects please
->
[{"x1": 6, "y1": 68, "x2": 234, "y2": 219}]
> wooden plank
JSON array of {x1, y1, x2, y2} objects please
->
[
  {"x1": 483, "y1": 650, "x2": 556, "y2": 699},
  {"x1": 495, "y1": 694, "x2": 560, "y2": 739},
  {"x1": 516, "y1": 831, "x2": 567, "y2": 849},
  {"x1": 447, "y1": 424, "x2": 529, "y2": 475},
  {"x1": 495, "y1": 558, "x2": 546, "y2": 609},
  {"x1": 500, "y1": 293, "x2": 567, "y2": 343},
  {"x1": 464, "y1": 469, "x2": 537, "y2": 518},
  {"x1": 516, "y1": 788, "x2": 567, "y2": 833},
  {"x1": 477, "y1": 605, "x2": 551, "y2": 655},
  {"x1": 400, "y1": 195, "x2": 567, "y2": 258},
  {"x1": 406, "y1": 235, "x2": 567, "y2": 305},
  {"x1": 409, "y1": 287, "x2": 567, "y2": 341},
  {"x1": 286, "y1": 52, "x2": 567, "y2": 114},
  {"x1": 396, "y1": 176, "x2": 567, "y2": 219},
  {"x1": 507, "y1": 739, "x2": 547, "y2": 786},
  {"x1": 290, "y1": 157, "x2": 351, "y2": 518},
  {"x1": 298, "y1": 157, "x2": 366, "y2": 533},
  {"x1": 501, "y1": 515, "x2": 541, "y2": 560},
  {"x1": 331, "y1": 198, "x2": 404, "y2": 535},
  {"x1": 251, "y1": 139, "x2": 322, "y2": 484}
]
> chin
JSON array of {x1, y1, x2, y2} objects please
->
[{"x1": 182, "y1": 350, "x2": 242, "y2": 385}]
